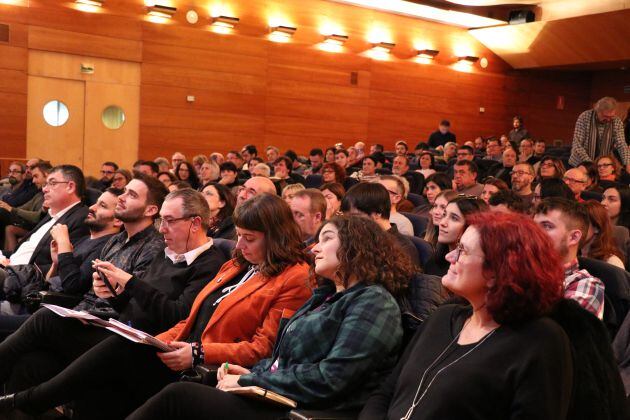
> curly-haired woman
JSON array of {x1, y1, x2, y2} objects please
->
[
  {"x1": 360, "y1": 212, "x2": 573, "y2": 420},
  {"x1": 127, "y1": 215, "x2": 415, "y2": 419}
]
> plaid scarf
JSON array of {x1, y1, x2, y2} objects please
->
[{"x1": 588, "y1": 109, "x2": 613, "y2": 159}]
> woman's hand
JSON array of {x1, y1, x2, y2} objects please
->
[
  {"x1": 216, "y1": 363, "x2": 250, "y2": 382},
  {"x1": 216, "y1": 374, "x2": 242, "y2": 391},
  {"x1": 156, "y1": 341, "x2": 192, "y2": 371},
  {"x1": 93, "y1": 259, "x2": 132, "y2": 289}
]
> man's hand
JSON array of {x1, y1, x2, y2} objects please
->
[
  {"x1": 50, "y1": 224, "x2": 72, "y2": 254},
  {"x1": 92, "y1": 259, "x2": 132, "y2": 289},
  {"x1": 0, "y1": 201, "x2": 12, "y2": 212},
  {"x1": 156, "y1": 341, "x2": 193, "y2": 371}
]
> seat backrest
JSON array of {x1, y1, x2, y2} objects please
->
[
  {"x1": 577, "y1": 257, "x2": 630, "y2": 339},
  {"x1": 213, "y1": 238, "x2": 236, "y2": 261},
  {"x1": 84, "y1": 187, "x2": 101, "y2": 206},
  {"x1": 407, "y1": 235, "x2": 434, "y2": 267},
  {"x1": 406, "y1": 193, "x2": 426, "y2": 208},
  {"x1": 304, "y1": 174, "x2": 323, "y2": 189},
  {"x1": 401, "y1": 212, "x2": 429, "y2": 237},
  {"x1": 580, "y1": 190, "x2": 603, "y2": 202}
]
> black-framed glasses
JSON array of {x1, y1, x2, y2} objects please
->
[
  {"x1": 159, "y1": 215, "x2": 197, "y2": 228},
  {"x1": 452, "y1": 242, "x2": 484, "y2": 262},
  {"x1": 597, "y1": 163, "x2": 613, "y2": 168},
  {"x1": 44, "y1": 180, "x2": 70, "y2": 188}
]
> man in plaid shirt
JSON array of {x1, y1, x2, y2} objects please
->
[
  {"x1": 569, "y1": 96, "x2": 629, "y2": 171},
  {"x1": 534, "y1": 198, "x2": 605, "y2": 319}
]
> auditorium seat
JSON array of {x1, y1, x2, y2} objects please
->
[
  {"x1": 304, "y1": 174, "x2": 323, "y2": 189},
  {"x1": 401, "y1": 212, "x2": 428, "y2": 237},
  {"x1": 213, "y1": 238, "x2": 235, "y2": 260},
  {"x1": 406, "y1": 193, "x2": 427, "y2": 208},
  {"x1": 408, "y1": 235, "x2": 434, "y2": 267}
]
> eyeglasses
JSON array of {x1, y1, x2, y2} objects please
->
[
  {"x1": 563, "y1": 177, "x2": 586, "y2": 184},
  {"x1": 452, "y1": 242, "x2": 484, "y2": 262},
  {"x1": 8, "y1": 169, "x2": 23, "y2": 174},
  {"x1": 159, "y1": 215, "x2": 196, "y2": 228},
  {"x1": 597, "y1": 163, "x2": 613, "y2": 168},
  {"x1": 511, "y1": 170, "x2": 531, "y2": 177},
  {"x1": 44, "y1": 180, "x2": 70, "y2": 188}
]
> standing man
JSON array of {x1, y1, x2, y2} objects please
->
[
  {"x1": 428, "y1": 120, "x2": 456, "y2": 148},
  {"x1": 569, "y1": 97, "x2": 629, "y2": 170},
  {"x1": 508, "y1": 116, "x2": 530, "y2": 143}
]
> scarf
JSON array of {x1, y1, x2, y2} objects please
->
[{"x1": 588, "y1": 109, "x2": 613, "y2": 159}]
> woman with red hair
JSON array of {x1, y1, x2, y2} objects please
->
[{"x1": 360, "y1": 212, "x2": 573, "y2": 420}]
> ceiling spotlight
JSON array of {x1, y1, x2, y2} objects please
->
[
  {"x1": 371, "y1": 42, "x2": 395, "y2": 53},
  {"x1": 324, "y1": 34, "x2": 349, "y2": 46},
  {"x1": 457, "y1": 55, "x2": 479, "y2": 64},
  {"x1": 75, "y1": 0, "x2": 103, "y2": 6},
  {"x1": 417, "y1": 49, "x2": 439, "y2": 59},
  {"x1": 147, "y1": 4, "x2": 176, "y2": 19},
  {"x1": 211, "y1": 15, "x2": 239, "y2": 28}
]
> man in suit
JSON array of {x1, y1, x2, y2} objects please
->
[{"x1": 0, "y1": 165, "x2": 89, "y2": 315}]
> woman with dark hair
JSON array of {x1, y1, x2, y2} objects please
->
[
  {"x1": 157, "y1": 171, "x2": 176, "y2": 189},
  {"x1": 423, "y1": 190, "x2": 458, "y2": 249},
  {"x1": 581, "y1": 201, "x2": 625, "y2": 269},
  {"x1": 321, "y1": 162, "x2": 346, "y2": 185},
  {"x1": 128, "y1": 215, "x2": 414, "y2": 420},
  {"x1": 415, "y1": 173, "x2": 451, "y2": 218},
  {"x1": 360, "y1": 212, "x2": 572, "y2": 420},
  {"x1": 175, "y1": 161, "x2": 200, "y2": 190},
  {"x1": 352, "y1": 154, "x2": 383, "y2": 182},
  {"x1": 480, "y1": 177, "x2": 509, "y2": 205},
  {"x1": 416, "y1": 152, "x2": 436, "y2": 178},
  {"x1": 0, "y1": 195, "x2": 312, "y2": 418},
  {"x1": 319, "y1": 182, "x2": 345, "y2": 219},
  {"x1": 201, "y1": 182, "x2": 236, "y2": 240},
  {"x1": 602, "y1": 186, "x2": 630, "y2": 230},
  {"x1": 532, "y1": 178, "x2": 575, "y2": 207},
  {"x1": 324, "y1": 147, "x2": 336, "y2": 163},
  {"x1": 537, "y1": 156, "x2": 565, "y2": 181},
  {"x1": 424, "y1": 195, "x2": 488, "y2": 276}
]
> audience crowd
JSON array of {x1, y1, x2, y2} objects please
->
[{"x1": 0, "y1": 97, "x2": 628, "y2": 419}]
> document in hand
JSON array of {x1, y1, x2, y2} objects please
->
[
  {"x1": 225, "y1": 386, "x2": 297, "y2": 408},
  {"x1": 42, "y1": 304, "x2": 175, "y2": 352}
]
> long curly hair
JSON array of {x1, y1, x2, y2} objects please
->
[{"x1": 317, "y1": 215, "x2": 415, "y2": 298}]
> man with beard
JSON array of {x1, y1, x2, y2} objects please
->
[
  {"x1": 510, "y1": 162, "x2": 535, "y2": 207},
  {"x1": 0, "y1": 162, "x2": 38, "y2": 209},
  {"x1": 0, "y1": 166, "x2": 90, "y2": 314},
  {"x1": 88, "y1": 162, "x2": 119, "y2": 192},
  {"x1": 534, "y1": 198, "x2": 605, "y2": 319}
]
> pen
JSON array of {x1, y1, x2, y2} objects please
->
[{"x1": 224, "y1": 362, "x2": 229, "y2": 372}]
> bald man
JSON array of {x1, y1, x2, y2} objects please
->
[
  {"x1": 563, "y1": 168, "x2": 588, "y2": 201},
  {"x1": 236, "y1": 176, "x2": 277, "y2": 207}
]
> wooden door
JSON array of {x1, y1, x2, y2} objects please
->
[
  {"x1": 26, "y1": 76, "x2": 85, "y2": 167},
  {"x1": 84, "y1": 82, "x2": 139, "y2": 177}
]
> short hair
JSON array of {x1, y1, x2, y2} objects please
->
[
  {"x1": 534, "y1": 139, "x2": 546, "y2": 145},
  {"x1": 414, "y1": 142, "x2": 430, "y2": 151},
  {"x1": 102, "y1": 161, "x2": 119, "y2": 171},
  {"x1": 454, "y1": 159, "x2": 478, "y2": 174},
  {"x1": 594, "y1": 97, "x2": 618, "y2": 113},
  {"x1": 444, "y1": 141, "x2": 456, "y2": 150},
  {"x1": 105, "y1": 187, "x2": 124, "y2": 197},
  {"x1": 192, "y1": 154, "x2": 208, "y2": 166},
  {"x1": 114, "y1": 169, "x2": 132, "y2": 184},
  {"x1": 157, "y1": 171, "x2": 176, "y2": 182},
  {"x1": 293, "y1": 189, "x2": 327, "y2": 218},
  {"x1": 227, "y1": 151, "x2": 243, "y2": 160},
  {"x1": 154, "y1": 157, "x2": 169, "y2": 167},
  {"x1": 394, "y1": 155, "x2": 409, "y2": 166},
  {"x1": 322, "y1": 162, "x2": 346, "y2": 182},
  {"x1": 284, "y1": 150, "x2": 298, "y2": 162},
  {"x1": 309, "y1": 148, "x2": 324, "y2": 157},
  {"x1": 9, "y1": 162, "x2": 25, "y2": 173},
  {"x1": 366, "y1": 152, "x2": 385, "y2": 166},
  {"x1": 395, "y1": 140, "x2": 408, "y2": 150},
  {"x1": 132, "y1": 171, "x2": 169, "y2": 217},
  {"x1": 513, "y1": 115, "x2": 523, "y2": 124},
  {"x1": 219, "y1": 162, "x2": 238, "y2": 173},
  {"x1": 274, "y1": 156, "x2": 293, "y2": 173},
  {"x1": 539, "y1": 178, "x2": 575, "y2": 201},
  {"x1": 466, "y1": 212, "x2": 564, "y2": 325},
  {"x1": 282, "y1": 183, "x2": 305, "y2": 198},
  {"x1": 140, "y1": 160, "x2": 159, "y2": 174},
  {"x1": 458, "y1": 145, "x2": 474, "y2": 154},
  {"x1": 513, "y1": 162, "x2": 535, "y2": 176},
  {"x1": 241, "y1": 144, "x2": 258, "y2": 156},
  {"x1": 488, "y1": 190, "x2": 528, "y2": 214},
  {"x1": 169, "y1": 180, "x2": 191, "y2": 191},
  {"x1": 165, "y1": 188, "x2": 212, "y2": 230},
  {"x1": 335, "y1": 148, "x2": 349, "y2": 157},
  {"x1": 482, "y1": 176, "x2": 509, "y2": 191},
  {"x1": 440, "y1": 119, "x2": 450, "y2": 127},
  {"x1": 251, "y1": 163, "x2": 271, "y2": 177},
  {"x1": 233, "y1": 194, "x2": 309, "y2": 277},
  {"x1": 266, "y1": 145, "x2": 279, "y2": 154},
  {"x1": 425, "y1": 172, "x2": 452, "y2": 191},
  {"x1": 319, "y1": 182, "x2": 345, "y2": 201},
  {"x1": 379, "y1": 174, "x2": 406, "y2": 196},
  {"x1": 373, "y1": 144, "x2": 384, "y2": 153},
  {"x1": 486, "y1": 138, "x2": 500, "y2": 147},
  {"x1": 596, "y1": 155, "x2": 621, "y2": 178},
  {"x1": 33, "y1": 161, "x2": 53, "y2": 175},
  {"x1": 51, "y1": 165, "x2": 85, "y2": 200},
  {"x1": 341, "y1": 182, "x2": 391, "y2": 219},
  {"x1": 535, "y1": 197, "x2": 589, "y2": 236}
]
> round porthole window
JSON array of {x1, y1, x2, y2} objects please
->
[
  {"x1": 102, "y1": 105, "x2": 126, "y2": 130},
  {"x1": 42, "y1": 100, "x2": 69, "y2": 127}
]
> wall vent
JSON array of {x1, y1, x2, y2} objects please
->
[{"x1": 0, "y1": 24, "x2": 9, "y2": 43}]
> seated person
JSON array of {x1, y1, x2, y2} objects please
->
[
  {"x1": 0, "y1": 194, "x2": 312, "y2": 418},
  {"x1": 201, "y1": 182, "x2": 236, "y2": 241},
  {"x1": 0, "y1": 165, "x2": 90, "y2": 315},
  {"x1": 360, "y1": 212, "x2": 573, "y2": 419},
  {"x1": 127, "y1": 214, "x2": 414, "y2": 420},
  {"x1": 488, "y1": 190, "x2": 528, "y2": 215},
  {"x1": 581, "y1": 201, "x2": 625, "y2": 269},
  {"x1": 379, "y1": 176, "x2": 414, "y2": 236}
]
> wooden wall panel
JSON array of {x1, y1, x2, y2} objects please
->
[{"x1": 591, "y1": 70, "x2": 630, "y2": 103}]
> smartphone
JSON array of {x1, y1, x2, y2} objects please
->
[{"x1": 96, "y1": 268, "x2": 118, "y2": 297}]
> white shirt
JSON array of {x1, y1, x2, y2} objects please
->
[
  {"x1": 390, "y1": 212, "x2": 414, "y2": 237},
  {"x1": 164, "y1": 238, "x2": 214, "y2": 266},
  {"x1": 10, "y1": 201, "x2": 81, "y2": 266}
]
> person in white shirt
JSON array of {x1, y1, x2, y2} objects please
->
[{"x1": 379, "y1": 175, "x2": 414, "y2": 237}]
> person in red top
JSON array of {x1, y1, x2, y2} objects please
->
[{"x1": 0, "y1": 194, "x2": 312, "y2": 419}]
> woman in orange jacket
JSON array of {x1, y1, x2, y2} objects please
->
[{"x1": 0, "y1": 194, "x2": 312, "y2": 419}]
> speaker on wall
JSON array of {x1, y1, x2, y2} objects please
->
[{"x1": 508, "y1": 10, "x2": 535, "y2": 25}]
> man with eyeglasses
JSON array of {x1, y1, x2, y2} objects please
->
[
  {"x1": 0, "y1": 162, "x2": 38, "y2": 210},
  {"x1": 569, "y1": 96, "x2": 629, "y2": 171},
  {"x1": 484, "y1": 138, "x2": 503, "y2": 162},
  {"x1": 89, "y1": 162, "x2": 119, "y2": 192},
  {"x1": 0, "y1": 165, "x2": 90, "y2": 315},
  {"x1": 510, "y1": 163, "x2": 535, "y2": 206},
  {"x1": 379, "y1": 175, "x2": 414, "y2": 236},
  {"x1": 563, "y1": 168, "x2": 589, "y2": 202},
  {"x1": 235, "y1": 176, "x2": 277, "y2": 207}
]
